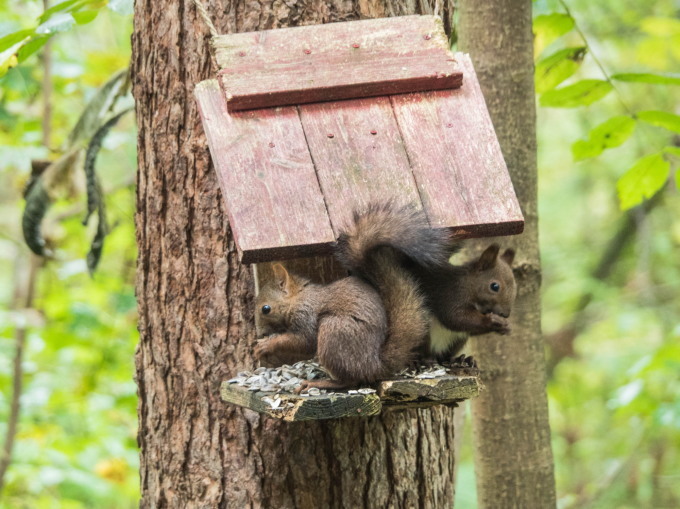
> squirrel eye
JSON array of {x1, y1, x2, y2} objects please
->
[
  {"x1": 490, "y1": 282, "x2": 500, "y2": 292},
  {"x1": 261, "y1": 305, "x2": 271, "y2": 315}
]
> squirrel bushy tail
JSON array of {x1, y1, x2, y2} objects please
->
[
  {"x1": 335, "y1": 202, "x2": 453, "y2": 270},
  {"x1": 335, "y1": 203, "x2": 452, "y2": 375}
]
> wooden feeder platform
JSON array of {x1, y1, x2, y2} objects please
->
[{"x1": 221, "y1": 373, "x2": 479, "y2": 421}]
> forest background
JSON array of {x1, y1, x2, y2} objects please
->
[{"x1": 0, "y1": 0, "x2": 678, "y2": 507}]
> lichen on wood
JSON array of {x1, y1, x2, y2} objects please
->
[
  {"x1": 220, "y1": 384, "x2": 381, "y2": 421},
  {"x1": 221, "y1": 371, "x2": 480, "y2": 421},
  {"x1": 379, "y1": 375, "x2": 479, "y2": 404}
]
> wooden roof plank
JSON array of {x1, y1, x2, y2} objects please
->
[
  {"x1": 391, "y1": 53, "x2": 524, "y2": 238},
  {"x1": 194, "y1": 79, "x2": 335, "y2": 263},
  {"x1": 298, "y1": 97, "x2": 424, "y2": 233},
  {"x1": 213, "y1": 15, "x2": 462, "y2": 111}
]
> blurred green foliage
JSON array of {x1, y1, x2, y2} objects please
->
[
  {"x1": 0, "y1": 1, "x2": 137, "y2": 507},
  {"x1": 461, "y1": 0, "x2": 680, "y2": 507},
  {"x1": 0, "y1": 0, "x2": 678, "y2": 508}
]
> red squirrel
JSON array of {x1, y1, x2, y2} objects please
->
[
  {"x1": 254, "y1": 203, "x2": 517, "y2": 389},
  {"x1": 255, "y1": 204, "x2": 450, "y2": 391},
  {"x1": 409, "y1": 244, "x2": 517, "y2": 360}
]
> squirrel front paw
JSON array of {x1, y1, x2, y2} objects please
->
[
  {"x1": 449, "y1": 354, "x2": 479, "y2": 376},
  {"x1": 451, "y1": 353, "x2": 477, "y2": 368},
  {"x1": 487, "y1": 314, "x2": 511, "y2": 335},
  {"x1": 254, "y1": 338, "x2": 275, "y2": 360},
  {"x1": 294, "y1": 380, "x2": 310, "y2": 395}
]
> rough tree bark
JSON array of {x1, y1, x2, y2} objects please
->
[
  {"x1": 132, "y1": 1, "x2": 462, "y2": 507},
  {"x1": 458, "y1": 1, "x2": 557, "y2": 507}
]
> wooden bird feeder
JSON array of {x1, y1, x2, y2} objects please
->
[{"x1": 194, "y1": 15, "x2": 524, "y2": 419}]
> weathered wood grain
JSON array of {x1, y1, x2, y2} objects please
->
[
  {"x1": 391, "y1": 52, "x2": 524, "y2": 238},
  {"x1": 196, "y1": 54, "x2": 525, "y2": 263},
  {"x1": 298, "y1": 97, "x2": 423, "y2": 233},
  {"x1": 378, "y1": 375, "x2": 479, "y2": 403},
  {"x1": 213, "y1": 16, "x2": 462, "y2": 111},
  {"x1": 220, "y1": 383, "x2": 381, "y2": 421},
  {"x1": 194, "y1": 79, "x2": 335, "y2": 263}
]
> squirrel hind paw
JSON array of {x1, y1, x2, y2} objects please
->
[
  {"x1": 448, "y1": 354, "x2": 479, "y2": 375},
  {"x1": 295, "y1": 379, "x2": 350, "y2": 394}
]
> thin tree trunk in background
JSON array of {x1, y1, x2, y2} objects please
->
[
  {"x1": 132, "y1": 1, "x2": 463, "y2": 507},
  {"x1": 1, "y1": 16, "x2": 51, "y2": 487},
  {"x1": 41, "y1": 0, "x2": 52, "y2": 148},
  {"x1": 458, "y1": 1, "x2": 557, "y2": 507},
  {"x1": 0, "y1": 255, "x2": 39, "y2": 495}
]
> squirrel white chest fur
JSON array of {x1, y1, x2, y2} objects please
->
[{"x1": 429, "y1": 316, "x2": 470, "y2": 357}]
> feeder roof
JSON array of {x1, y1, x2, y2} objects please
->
[{"x1": 195, "y1": 15, "x2": 523, "y2": 263}]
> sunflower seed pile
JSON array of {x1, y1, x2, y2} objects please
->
[
  {"x1": 395, "y1": 362, "x2": 451, "y2": 379},
  {"x1": 347, "y1": 388, "x2": 377, "y2": 395},
  {"x1": 226, "y1": 361, "x2": 331, "y2": 395},
  {"x1": 227, "y1": 360, "x2": 457, "y2": 409}
]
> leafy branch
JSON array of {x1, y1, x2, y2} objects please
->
[
  {"x1": 0, "y1": 0, "x2": 133, "y2": 77},
  {"x1": 0, "y1": 255, "x2": 40, "y2": 496},
  {"x1": 534, "y1": 2, "x2": 680, "y2": 211},
  {"x1": 21, "y1": 69, "x2": 133, "y2": 273},
  {"x1": 556, "y1": 0, "x2": 634, "y2": 115}
]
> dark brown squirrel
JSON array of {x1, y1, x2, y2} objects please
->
[
  {"x1": 254, "y1": 203, "x2": 451, "y2": 392},
  {"x1": 408, "y1": 243, "x2": 517, "y2": 360}
]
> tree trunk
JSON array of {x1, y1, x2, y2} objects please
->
[
  {"x1": 457, "y1": 1, "x2": 557, "y2": 507},
  {"x1": 132, "y1": 1, "x2": 461, "y2": 507}
]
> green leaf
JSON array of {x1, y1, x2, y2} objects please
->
[
  {"x1": 0, "y1": 36, "x2": 30, "y2": 78},
  {"x1": 612, "y1": 73, "x2": 680, "y2": 86},
  {"x1": 572, "y1": 116, "x2": 636, "y2": 161},
  {"x1": 535, "y1": 47, "x2": 587, "y2": 93},
  {"x1": 0, "y1": 29, "x2": 35, "y2": 52},
  {"x1": 22, "y1": 148, "x2": 84, "y2": 256},
  {"x1": 38, "y1": 0, "x2": 83, "y2": 23},
  {"x1": 533, "y1": 13, "x2": 575, "y2": 58},
  {"x1": 637, "y1": 111, "x2": 680, "y2": 134},
  {"x1": 0, "y1": 52, "x2": 19, "y2": 77},
  {"x1": 38, "y1": 0, "x2": 107, "y2": 28},
  {"x1": 17, "y1": 35, "x2": 51, "y2": 63},
  {"x1": 22, "y1": 180, "x2": 51, "y2": 256},
  {"x1": 540, "y1": 80, "x2": 613, "y2": 108},
  {"x1": 36, "y1": 12, "x2": 76, "y2": 35},
  {"x1": 0, "y1": 29, "x2": 53, "y2": 77},
  {"x1": 82, "y1": 108, "x2": 133, "y2": 274},
  {"x1": 616, "y1": 153, "x2": 671, "y2": 210},
  {"x1": 664, "y1": 146, "x2": 680, "y2": 158},
  {"x1": 72, "y1": 10, "x2": 99, "y2": 24},
  {"x1": 108, "y1": 0, "x2": 134, "y2": 15},
  {"x1": 67, "y1": 69, "x2": 129, "y2": 148}
]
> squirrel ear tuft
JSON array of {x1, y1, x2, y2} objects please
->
[
  {"x1": 272, "y1": 263, "x2": 291, "y2": 292},
  {"x1": 501, "y1": 248, "x2": 515, "y2": 266},
  {"x1": 476, "y1": 244, "x2": 500, "y2": 270}
]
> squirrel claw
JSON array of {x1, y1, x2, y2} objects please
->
[
  {"x1": 254, "y1": 340, "x2": 272, "y2": 360},
  {"x1": 450, "y1": 354, "x2": 477, "y2": 368},
  {"x1": 488, "y1": 313, "x2": 511, "y2": 335},
  {"x1": 294, "y1": 381, "x2": 310, "y2": 395},
  {"x1": 448, "y1": 354, "x2": 479, "y2": 375}
]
